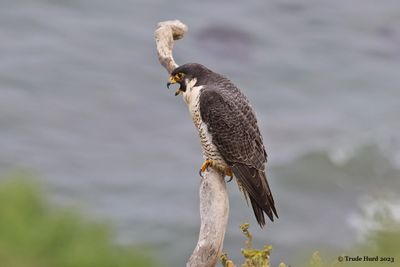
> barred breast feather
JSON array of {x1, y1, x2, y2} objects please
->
[{"x1": 182, "y1": 79, "x2": 228, "y2": 171}]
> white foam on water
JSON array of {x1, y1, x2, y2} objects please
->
[{"x1": 347, "y1": 198, "x2": 400, "y2": 242}]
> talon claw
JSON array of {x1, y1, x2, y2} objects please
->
[
  {"x1": 199, "y1": 159, "x2": 212, "y2": 177},
  {"x1": 226, "y1": 176, "x2": 233, "y2": 183}
]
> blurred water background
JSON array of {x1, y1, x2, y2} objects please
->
[{"x1": 1, "y1": 0, "x2": 400, "y2": 266}]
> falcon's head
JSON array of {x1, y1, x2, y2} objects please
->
[{"x1": 167, "y1": 63, "x2": 212, "y2": 96}]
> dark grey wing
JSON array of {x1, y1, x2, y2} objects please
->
[{"x1": 199, "y1": 85, "x2": 278, "y2": 226}]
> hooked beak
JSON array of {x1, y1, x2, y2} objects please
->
[{"x1": 167, "y1": 76, "x2": 182, "y2": 96}]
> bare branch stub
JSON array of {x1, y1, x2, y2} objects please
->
[{"x1": 154, "y1": 20, "x2": 188, "y2": 73}]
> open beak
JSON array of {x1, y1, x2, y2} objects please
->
[{"x1": 167, "y1": 76, "x2": 182, "y2": 96}]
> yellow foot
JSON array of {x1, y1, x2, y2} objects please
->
[
  {"x1": 225, "y1": 167, "x2": 233, "y2": 182},
  {"x1": 198, "y1": 160, "x2": 234, "y2": 181},
  {"x1": 199, "y1": 159, "x2": 213, "y2": 177},
  {"x1": 225, "y1": 167, "x2": 232, "y2": 177}
]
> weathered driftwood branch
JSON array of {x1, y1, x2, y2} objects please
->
[
  {"x1": 187, "y1": 168, "x2": 229, "y2": 267},
  {"x1": 154, "y1": 20, "x2": 229, "y2": 267},
  {"x1": 154, "y1": 20, "x2": 188, "y2": 73}
]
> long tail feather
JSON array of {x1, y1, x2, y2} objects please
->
[{"x1": 231, "y1": 163, "x2": 278, "y2": 227}]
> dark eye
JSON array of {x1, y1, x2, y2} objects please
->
[{"x1": 176, "y1": 72, "x2": 184, "y2": 79}]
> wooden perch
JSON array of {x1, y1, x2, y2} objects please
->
[
  {"x1": 186, "y1": 168, "x2": 229, "y2": 267},
  {"x1": 154, "y1": 20, "x2": 188, "y2": 73},
  {"x1": 154, "y1": 20, "x2": 230, "y2": 267}
]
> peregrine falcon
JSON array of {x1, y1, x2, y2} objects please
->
[{"x1": 167, "y1": 63, "x2": 278, "y2": 227}]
